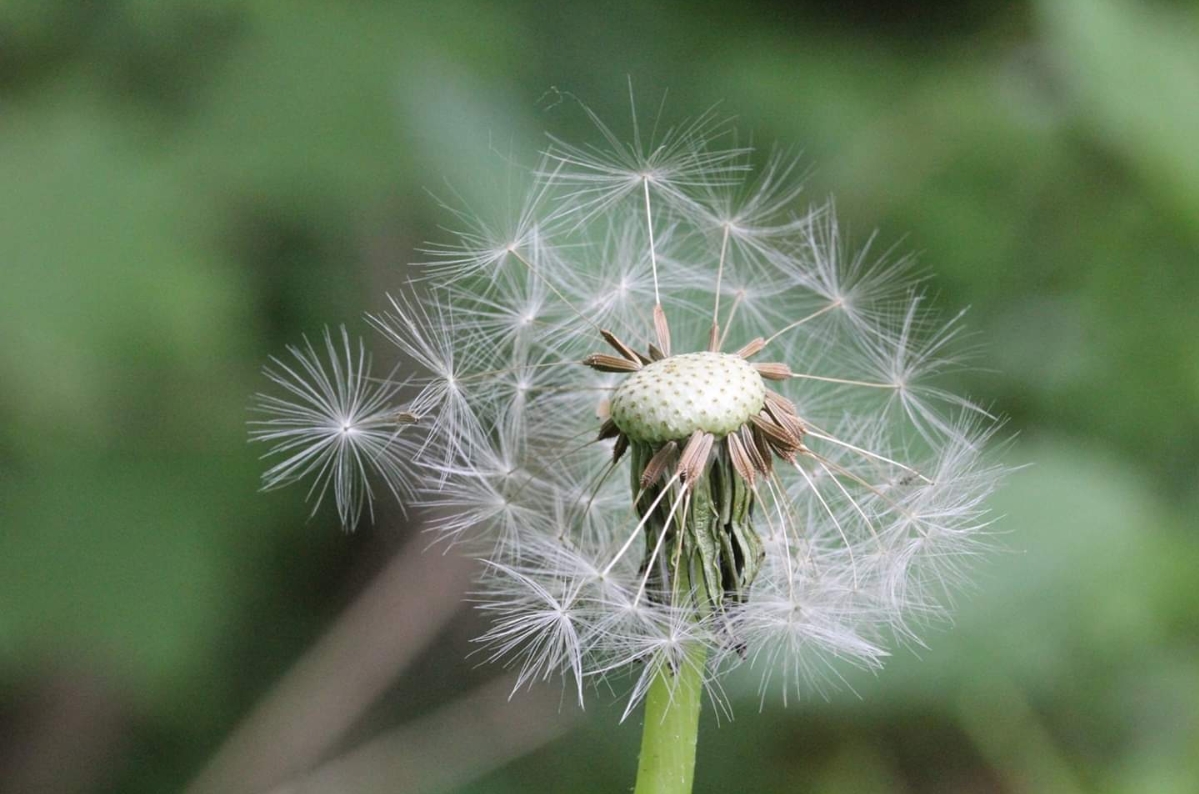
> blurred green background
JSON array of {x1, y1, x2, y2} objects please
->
[{"x1": 2, "y1": 0, "x2": 1197, "y2": 792}]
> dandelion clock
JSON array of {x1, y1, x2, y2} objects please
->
[{"x1": 250, "y1": 99, "x2": 1007, "y2": 794}]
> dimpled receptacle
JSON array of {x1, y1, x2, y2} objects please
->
[{"x1": 610, "y1": 352, "x2": 766, "y2": 443}]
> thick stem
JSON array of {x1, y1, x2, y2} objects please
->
[{"x1": 632, "y1": 642, "x2": 707, "y2": 794}]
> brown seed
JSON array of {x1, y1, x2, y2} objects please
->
[
  {"x1": 653, "y1": 304, "x2": 672, "y2": 358},
  {"x1": 735, "y1": 337, "x2": 765, "y2": 359},
  {"x1": 754, "y1": 362, "x2": 792, "y2": 380},
  {"x1": 764, "y1": 389, "x2": 798, "y2": 417},
  {"x1": 583, "y1": 354, "x2": 641, "y2": 373},
  {"x1": 749, "y1": 424, "x2": 775, "y2": 475},
  {"x1": 612, "y1": 433, "x2": 630, "y2": 463},
  {"x1": 597, "y1": 418, "x2": 621, "y2": 441},
  {"x1": 751, "y1": 413, "x2": 801, "y2": 459},
  {"x1": 600, "y1": 330, "x2": 648, "y2": 365},
  {"x1": 641, "y1": 441, "x2": 678, "y2": 488},
  {"x1": 676, "y1": 430, "x2": 715, "y2": 486},
  {"x1": 727, "y1": 432, "x2": 756, "y2": 485}
]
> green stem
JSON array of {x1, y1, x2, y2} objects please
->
[{"x1": 632, "y1": 642, "x2": 707, "y2": 794}]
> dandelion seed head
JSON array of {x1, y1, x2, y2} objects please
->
[{"x1": 250, "y1": 98, "x2": 1009, "y2": 712}]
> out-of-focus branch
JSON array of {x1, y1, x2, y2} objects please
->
[
  {"x1": 265, "y1": 674, "x2": 579, "y2": 794},
  {"x1": 957, "y1": 676, "x2": 1087, "y2": 794},
  {"x1": 186, "y1": 538, "x2": 475, "y2": 794},
  {"x1": 0, "y1": 664, "x2": 128, "y2": 794}
]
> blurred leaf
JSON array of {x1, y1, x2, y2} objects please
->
[
  {"x1": 0, "y1": 453, "x2": 266, "y2": 708},
  {"x1": 874, "y1": 438, "x2": 1179, "y2": 698},
  {"x1": 1037, "y1": 0, "x2": 1199, "y2": 240},
  {"x1": 0, "y1": 93, "x2": 253, "y2": 456}
]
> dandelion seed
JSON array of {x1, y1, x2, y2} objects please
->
[{"x1": 249, "y1": 326, "x2": 421, "y2": 530}]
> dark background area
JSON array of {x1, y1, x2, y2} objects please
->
[{"x1": 2, "y1": 1, "x2": 1197, "y2": 792}]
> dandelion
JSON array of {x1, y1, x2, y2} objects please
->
[{"x1": 250, "y1": 100, "x2": 1007, "y2": 794}]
